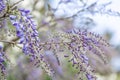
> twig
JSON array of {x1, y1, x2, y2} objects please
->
[
  {"x1": 10, "y1": 0, "x2": 24, "y2": 9},
  {"x1": 0, "y1": 40, "x2": 16, "y2": 44}
]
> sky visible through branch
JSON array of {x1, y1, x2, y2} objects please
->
[{"x1": 48, "y1": 0, "x2": 120, "y2": 46}]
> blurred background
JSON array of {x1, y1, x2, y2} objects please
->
[{"x1": 1, "y1": 0, "x2": 120, "y2": 80}]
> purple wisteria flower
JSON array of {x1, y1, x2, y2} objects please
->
[
  {"x1": 10, "y1": 8, "x2": 40, "y2": 58},
  {"x1": 47, "y1": 28, "x2": 109, "y2": 80},
  {"x1": 0, "y1": 0, "x2": 6, "y2": 78},
  {"x1": 0, "y1": 0, "x2": 6, "y2": 28},
  {"x1": 0, "y1": 0, "x2": 6, "y2": 13},
  {"x1": 86, "y1": 73, "x2": 95, "y2": 80},
  {"x1": 9, "y1": 8, "x2": 55, "y2": 77},
  {"x1": 0, "y1": 45, "x2": 6, "y2": 78}
]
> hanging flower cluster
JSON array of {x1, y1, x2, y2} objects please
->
[
  {"x1": 44, "y1": 28, "x2": 109, "y2": 80},
  {"x1": 0, "y1": 0, "x2": 5, "y2": 15},
  {"x1": 9, "y1": 8, "x2": 55, "y2": 77},
  {"x1": 0, "y1": 45, "x2": 6, "y2": 79}
]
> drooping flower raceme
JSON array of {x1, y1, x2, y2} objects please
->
[
  {"x1": 10, "y1": 9, "x2": 38, "y2": 52},
  {"x1": 0, "y1": 45, "x2": 6, "y2": 78},
  {"x1": 9, "y1": 8, "x2": 55, "y2": 77},
  {"x1": 0, "y1": 0, "x2": 6, "y2": 15},
  {"x1": 10, "y1": 9, "x2": 40, "y2": 60},
  {"x1": 48, "y1": 28, "x2": 109, "y2": 80},
  {"x1": 0, "y1": 0, "x2": 6, "y2": 28}
]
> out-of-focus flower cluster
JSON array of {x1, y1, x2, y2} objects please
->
[
  {"x1": 0, "y1": 0, "x2": 6, "y2": 17},
  {"x1": 0, "y1": 45, "x2": 7, "y2": 79}
]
